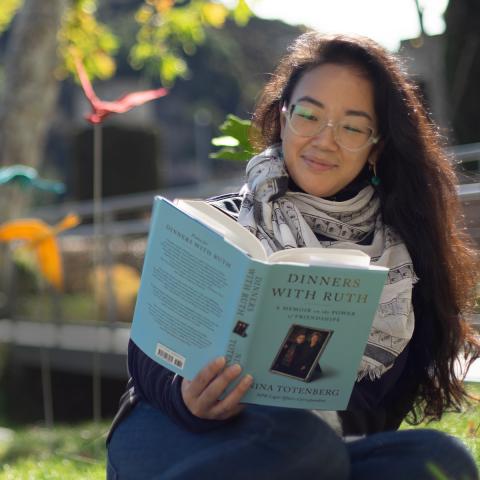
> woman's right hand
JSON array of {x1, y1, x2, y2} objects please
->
[{"x1": 181, "y1": 357, "x2": 253, "y2": 421}]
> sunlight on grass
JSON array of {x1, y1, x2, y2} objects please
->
[
  {"x1": 0, "y1": 421, "x2": 109, "y2": 480},
  {"x1": 1, "y1": 459, "x2": 105, "y2": 480},
  {"x1": 401, "y1": 383, "x2": 480, "y2": 469}
]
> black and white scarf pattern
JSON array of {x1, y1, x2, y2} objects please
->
[{"x1": 238, "y1": 145, "x2": 417, "y2": 380}]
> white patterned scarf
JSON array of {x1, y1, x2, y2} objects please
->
[{"x1": 238, "y1": 144, "x2": 417, "y2": 380}]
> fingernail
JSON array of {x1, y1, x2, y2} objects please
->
[
  {"x1": 215, "y1": 357, "x2": 226, "y2": 368},
  {"x1": 229, "y1": 364, "x2": 242, "y2": 374},
  {"x1": 243, "y1": 374, "x2": 253, "y2": 384}
]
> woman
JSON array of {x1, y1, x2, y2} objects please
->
[{"x1": 107, "y1": 32, "x2": 480, "y2": 480}]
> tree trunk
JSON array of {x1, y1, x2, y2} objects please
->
[{"x1": 0, "y1": 0, "x2": 68, "y2": 219}]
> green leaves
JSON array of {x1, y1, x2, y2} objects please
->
[
  {"x1": 231, "y1": 0, "x2": 251, "y2": 26},
  {"x1": 130, "y1": 0, "x2": 252, "y2": 86},
  {"x1": 210, "y1": 114, "x2": 255, "y2": 162},
  {"x1": 0, "y1": 0, "x2": 23, "y2": 35},
  {"x1": 58, "y1": 0, "x2": 119, "y2": 81},
  {"x1": 0, "y1": 0, "x2": 253, "y2": 86}
]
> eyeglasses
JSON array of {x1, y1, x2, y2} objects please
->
[{"x1": 282, "y1": 103, "x2": 380, "y2": 152}]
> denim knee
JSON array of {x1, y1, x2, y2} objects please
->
[
  {"x1": 347, "y1": 428, "x2": 478, "y2": 480},
  {"x1": 418, "y1": 429, "x2": 478, "y2": 480},
  {"x1": 107, "y1": 403, "x2": 350, "y2": 480},
  {"x1": 162, "y1": 407, "x2": 350, "y2": 480}
]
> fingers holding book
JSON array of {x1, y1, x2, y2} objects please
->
[{"x1": 181, "y1": 357, "x2": 253, "y2": 421}]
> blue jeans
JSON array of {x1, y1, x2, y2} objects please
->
[{"x1": 107, "y1": 401, "x2": 478, "y2": 480}]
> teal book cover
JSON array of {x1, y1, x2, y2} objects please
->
[
  {"x1": 130, "y1": 196, "x2": 388, "y2": 410},
  {"x1": 130, "y1": 197, "x2": 250, "y2": 381},
  {"x1": 225, "y1": 262, "x2": 387, "y2": 410}
]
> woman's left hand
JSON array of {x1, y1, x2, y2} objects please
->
[{"x1": 181, "y1": 357, "x2": 253, "y2": 421}]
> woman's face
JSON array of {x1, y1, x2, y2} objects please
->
[{"x1": 280, "y1": 63, "x2": 378, "y2": 197}]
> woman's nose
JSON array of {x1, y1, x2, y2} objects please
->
[{"x1": 309, "y1": 122, "x2": 338, "y2": 150}]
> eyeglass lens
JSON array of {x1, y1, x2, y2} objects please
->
[{"x1": 289, "y1": 104, "x2": 375, "y2": 150}]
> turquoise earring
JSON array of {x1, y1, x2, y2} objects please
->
[{"x1": 370, "y1": 162, "x2": 381, "y2": 186}]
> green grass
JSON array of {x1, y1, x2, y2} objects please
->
[
  {"x1": 400, "y1": 383, "x2": 480, "y2": 469},
  {"x1": 0, "y1": 384, "x2": 478, "y2": 479},
  {"x1": 1, "y1": 459, "x2": 105, "y2": 480},
  {"x1": 0, "y1": 421, "x2": 109, "y2": 479}
]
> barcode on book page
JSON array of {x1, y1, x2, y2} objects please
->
[{"x1": 155, "y1": 343, "x2": 185, "y2": 369}]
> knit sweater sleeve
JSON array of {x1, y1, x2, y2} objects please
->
[{"x1": 128, "y1": 339, "x2": 231, "y2": 432}]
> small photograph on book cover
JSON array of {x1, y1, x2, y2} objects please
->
[
  {"x1": 233, "y1": 320, "x2": 249, "y2": 337},
  {"x1": 270, "y1": 325, "x2": 333, "y2": 382}
]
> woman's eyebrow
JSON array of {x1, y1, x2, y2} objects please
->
[
  {"x1": 345, "y1": 109, "x2": 374, "y2": 122},
  {"x1": 295, "y1": 96, "x2": 374, "y2": 122},
  {"x1": 295, "y1": 96, "x2": 325, "y2": 109}
]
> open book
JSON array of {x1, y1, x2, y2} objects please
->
[{"x1": 130, "y1": 196, "x2": 388, "y2": 410}]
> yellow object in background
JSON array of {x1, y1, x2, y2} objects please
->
[
  {"x1": 89, "y1": 264, "x2": 141, "y2": 323},
  {"x1": 0, "y1": 213, "x2": 80, "y2": 291}
]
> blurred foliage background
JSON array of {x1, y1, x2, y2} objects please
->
[{"x1": 0, "y1": 0, "x2": 304, "y2": 220}]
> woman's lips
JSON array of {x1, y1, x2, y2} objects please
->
[{"x1": 301, "y1": 155, "x2": 337, "y2": 172}]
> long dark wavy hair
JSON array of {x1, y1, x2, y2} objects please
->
[{"x1": 251, "y1": 32, "x2": 480, "y2": 423}]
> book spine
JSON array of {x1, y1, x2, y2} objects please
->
[{"x1": 225, "y1": 262, "x2": 266, "y2": 369}]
